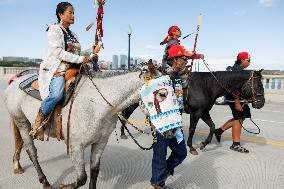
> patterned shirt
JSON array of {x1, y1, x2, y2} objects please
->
[{"x1": 56, "y1": 27, "x2": 81, "y2": 74}]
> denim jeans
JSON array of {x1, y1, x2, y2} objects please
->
[
  {"x1": 40, "y1": 76, "x2": 65, "y2": 116},
  {"x1": 150, "y1": 131, "x2": 187, "y2": 186}
]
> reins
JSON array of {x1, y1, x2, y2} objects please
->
[{"x1": 66, "y1": 64, "x2": 157, "y2": 153}]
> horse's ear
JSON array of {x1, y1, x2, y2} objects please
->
[
  {"x1": 254, "y1": 69, "x2": 263, "y2": 77},
  {"x1": 147, "y1": 59, "x2": 156, "y2": 77},
  {"x1": 148, "y1": 59, "x2": 155, "y2": 70}
]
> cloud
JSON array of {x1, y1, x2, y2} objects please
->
[{"x1": 258, "y1": 0, "x2": 275, "y2": 6}]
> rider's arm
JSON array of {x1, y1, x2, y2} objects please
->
[
  {"x1": 233, "y1": 92, "x2": 243, "y2": 112},
  {"x1": 188, "y1": 53, "x2": 204, "y2": 60}
]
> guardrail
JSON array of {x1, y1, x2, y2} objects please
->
[
  {"x1": 262, "y1": 78, "x2": 284, "y2": 90},
  {"x1": 0, "y1": 67, "x2": 38, "y2": 80},
  {"x1": 0, "y1": 67, "x2": 283, "y2": 91}
]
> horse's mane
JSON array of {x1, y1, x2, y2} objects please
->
[
  {"x1": 90, "y1": 70, "x2": 138, "y2": 79},
  {"x1": 191, "y1": 71, "x2": 251, "y2": 82}
]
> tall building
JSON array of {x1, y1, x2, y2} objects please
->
[
  {"x1": 120, "y1": 55, "x2": 128, "y2": 70},
  {"x1": 133, "y1": 57, "x2": 142, "y2": 66},
  {"x1": 112, "y1": 55, "x2": 119, "y2": 70}
]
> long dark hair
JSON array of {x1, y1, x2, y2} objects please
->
[{"x1": 56, "y1": 2, "x2": 73, "y2": 23}]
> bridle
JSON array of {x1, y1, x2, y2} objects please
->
[{"x1": 241, "y1": 71, "x2": 264, "y2": 104}]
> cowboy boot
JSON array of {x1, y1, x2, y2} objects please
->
[{"x1": 29, "y1": 111, "x2": 45, "y2": 141}]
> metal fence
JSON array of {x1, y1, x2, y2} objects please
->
[
  {"x1": 0, "y1": 67, "x2": 38, "y2": 80},
  {"x1": 262, "y1": 78, "x2": 284, "y2": 90}
]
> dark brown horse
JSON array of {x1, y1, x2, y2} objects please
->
[{"x1": 119, "y1": 70, "x2": 265, "y2": 155}]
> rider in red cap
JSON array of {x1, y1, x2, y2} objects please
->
[
  {"x1": 161, "y1": 25, "x2": 204, "y2": 72},
  {"x1": 215, "y1": 51, "x2": 251, "y2": 153},
  {"x1": 160, "y1": 26, "x2": 182, "y2": 68}
]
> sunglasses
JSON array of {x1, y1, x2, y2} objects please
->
[{"x1": 180, "y1": 56, "x2": 188, "y2": 61}]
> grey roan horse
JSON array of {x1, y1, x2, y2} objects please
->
[
  {"x1": 4, "y1": 61, "x2": 158, "y2": 189},
  {"x1": 119, "y1": 70, "x2": 265, "y2": 155}
]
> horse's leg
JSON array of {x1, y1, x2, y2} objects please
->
[
  {"x1": 59, "y1": 145, "x2": 87, "y2": 189},
  {"x1": 16, "y1": 120, "x2": 53, "y2": 189},
  {"x1": 119, "y1": 117, "x2": 127, "y2": 139},
  {"x1": 89, "y1": 141, "x2": 108, "y2": 189},
  {"x1": 12, "y1": 119, "x2": 24, "y2": 174},
  {"x1": 187, "y1": 111, "x2": 202, "y2": 155},
  {"x1": 120, "y1": 103, "x2": 139, "y2": 139},
  {"x1": 200, "y1": 112, "x2": 216, "y2": 150}
]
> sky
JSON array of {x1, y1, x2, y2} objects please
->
[{"x1": 0, "y1": 0, "x2": 283, "y2": 71}]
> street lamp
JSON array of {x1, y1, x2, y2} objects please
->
[{"x1": 127, "y1": 25, "x2": 132, "y2": 70}]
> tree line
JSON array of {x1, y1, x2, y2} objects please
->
[{"x1": 0, "y1": 61, "x2": 40, "y2": 67}]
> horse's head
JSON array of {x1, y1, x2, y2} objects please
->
[
  {"x1": 241, "y1": 70, "x2": 265, "y2": 109},
  {"x1": 138, "y1": 59, "x2": 162, "y2": 81}
]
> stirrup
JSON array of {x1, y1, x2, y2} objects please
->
[
  {"x1": 29, "y1": 128, "x2": 44, "y2": 141},
  {"x1": 29, "y1": 129, "x2": 37, "y2": 137},
  {"x1": 230, "y1": 145, "x2": 249, "y2": 153}
]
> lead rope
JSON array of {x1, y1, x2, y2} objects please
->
[
  {"x1": 238, "y1": 118, "x2": 261, "y2": 135},
  {"x1": 66, "y1": 64, "x2": 84, "y2": 155}
]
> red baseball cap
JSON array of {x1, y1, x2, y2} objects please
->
[
  {"x1": 237, "y1": 52, "x2": 250, "y2": 61},
  {"x1": 167, "y1": 45, "x2": 192, "y2": 58},
  {"x1": 160, "y1": 25, "x2": 181, "y2": 45},
  {"x1": 168, "y1": 25, "x2": 181, "y2": 35}
]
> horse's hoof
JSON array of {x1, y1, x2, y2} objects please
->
[
  {"x1": 200, "y1": 142, "x2": 206, "y2": 150},
  {"x1": 59, "y1": 184, "x2": 73, "y2": 189},
  {"x1": 190, "y1": 150, "x2": 199, "y2": 155},
  {"x1": 120, "y1": 135, "x2": 128, "y2": 139},
  {"x1": 189, "y1": 148, "x2": 199, "y2": 155},
  {"x1": 43, "y1": 183, "x2": 54, "y2": 189},
  {"x1": 13, "y1": 167, "x2": 24, "y2": 174}
]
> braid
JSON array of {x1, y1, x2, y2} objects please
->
[{"x1": 56, "y1": 2, "x2": 73, "y2": 23}]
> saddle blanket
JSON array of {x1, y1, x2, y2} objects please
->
[
  {"x1": 139, "y1": 75, "x2": 182, "y2": 134},
  {"x1": 19, "y1": 74, "x2": 81, "y2": 107}
]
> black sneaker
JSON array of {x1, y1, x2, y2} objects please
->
[{"x1": 230, "y1": 145, "x2": 249, "y2": 153}]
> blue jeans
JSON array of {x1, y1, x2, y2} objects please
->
[
  {"x1": 150, "y1": 131, "x2": 187, "y2": 186},
  {"x1": 40, "y1": 76, "x2": 65, "y2": 116}
]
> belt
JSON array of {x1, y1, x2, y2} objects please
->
[{"x1": 53, "y1": 71, "x2": 65, "y2": 77}]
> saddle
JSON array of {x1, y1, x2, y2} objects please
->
[
  {"x1": 19, "y1": 68, "x2": 81, "y2": 107},
  {"x1": 19, "y1": 68, "x2": 82, "y2": 141}
]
